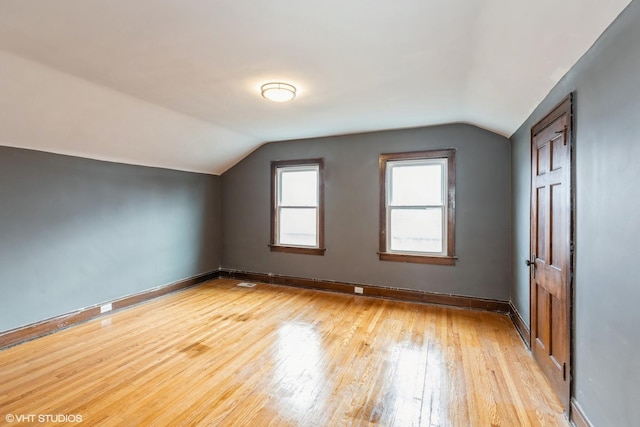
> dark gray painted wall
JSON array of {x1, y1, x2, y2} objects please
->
[
  {"x1": 510, "y1": 1, "x2": 640, "y2": 424},
  {"x1": 0, "y1": 147, "x2": 221, "y2": 332},
  {"x1": 222, "y1": 124, "x2": 511, "y2": 300}
]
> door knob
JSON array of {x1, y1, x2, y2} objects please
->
[{"x1": 525, "y1": 254, "x2": 536, "y2": 278}]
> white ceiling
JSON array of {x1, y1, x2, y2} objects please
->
[{"x1": 0, "y1": 0, "x2": 631, "y2": 174}]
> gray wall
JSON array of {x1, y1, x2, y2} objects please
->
[
  {"x1": 222, "y1": 124, "x2": 511, "y2": 300},
  {"x1": 510, "y1": 1, "x2": 640, "y2": 424},
  {"x1": 0, "y1": 147, "x2": 221, "y2": 332}
]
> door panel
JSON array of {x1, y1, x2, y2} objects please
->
[{"x1": 530, "y1": 95, "x2": 573, "y2": 412}]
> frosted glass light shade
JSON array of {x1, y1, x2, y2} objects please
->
[{"x1": 261, "y1": 82, "x2": 296, "y2": 102}]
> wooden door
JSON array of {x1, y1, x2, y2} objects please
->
[{"x1": 530, "y1": 94, "x2": 573, "y2": 411}]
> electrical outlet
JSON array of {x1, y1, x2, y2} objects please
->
[
  {"x1": 354, "y1": 286, "x2": 364, "y2": 294},
  {"x1": 100, "y1": 303, "x2": 112, "y2": 313}
]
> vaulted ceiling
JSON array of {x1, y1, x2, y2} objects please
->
[{"x1": 0, "y1": 0, "x2": 631, "y2": 174}]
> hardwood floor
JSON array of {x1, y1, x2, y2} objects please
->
[{"x1": 0, "y1": 279, "x2": 567, "y2": 426}]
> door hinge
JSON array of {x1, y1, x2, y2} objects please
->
[{"x1": 563, "y1": 362, "x2": 567, "y2": 380}]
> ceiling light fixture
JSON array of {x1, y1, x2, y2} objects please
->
[{"x1": 261, "y1": 82, "x2": 296, "y2": 102}]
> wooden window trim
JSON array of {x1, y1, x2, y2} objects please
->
[
  {"x1": 378, "y1": 149, "x2": 457, "y2": 265},
  {"x1": 377, "y1": 252, "x2": 457, "y2": 265},
  {"x1": 270, "y1": 158, "x2": 326, "y2": 255}
]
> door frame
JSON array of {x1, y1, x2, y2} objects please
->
[{"x1": 529, "y1": 92, "x2": 575, "y2": 412}]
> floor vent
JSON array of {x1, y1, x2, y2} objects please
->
[{"x1": 237, "y1": 282, "x2": 256, "y2": 288}]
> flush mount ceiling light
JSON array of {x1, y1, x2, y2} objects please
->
[{"x1": 261, "y1": 82, "x2": 297, "y2": 102}]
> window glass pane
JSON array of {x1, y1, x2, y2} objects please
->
[
  {"x1": 280, "y1": 169, "x2": 318, "y2": 206},
  {"x1": 390, "y1": 208, "x2": 443, "y2": 253},
  {"x1": 390, "y1": 164, "x2": 442, "y2": 205},
  {"x1": 279, "y1": 208, "x2": 317, "y2": 246}
]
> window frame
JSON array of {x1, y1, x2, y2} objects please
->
[
  {"x1": 270, "y1": 158, "x2": 325, "y2": 256},
  {"x1": 378, "y1": 149, "x2": 457, "y2": 265}
]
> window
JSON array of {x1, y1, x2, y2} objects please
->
[
  {"x1": 270, "y1": 159, "x2": 325, "y2": 255},
  {"x1": 379, "y1": 149, "x2": 456, "y2": 265}
]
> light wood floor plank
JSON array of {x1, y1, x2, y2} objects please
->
[{"x1": 0, "y1": 279, "x2": 567, "y2": 426}]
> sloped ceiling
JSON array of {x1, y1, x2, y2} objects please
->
[{"x1": 0, "y1": 0, "x2": 632, "y2": 174}]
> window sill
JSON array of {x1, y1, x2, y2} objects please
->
[
  {"x1": 378, "y1": 252, "x2": 457, "y2": 266},
  {"x1": 269, "y1": 245, "x2": 326, "y2": 256}
]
